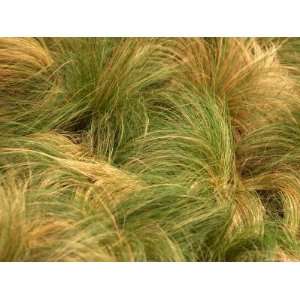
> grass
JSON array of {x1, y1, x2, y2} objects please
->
[{"x1": 1, "y1": 37, "x2": 300, "y2": 261}]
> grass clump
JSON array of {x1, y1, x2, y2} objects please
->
[{"x1": 2, "y1": 37, "x2": 300, "y2": 261}]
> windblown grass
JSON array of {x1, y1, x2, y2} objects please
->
[{"x1": 1, "y1": 37, "x2": 300, "y2": 261}]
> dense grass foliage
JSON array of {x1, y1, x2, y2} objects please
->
[{"x1": 1, "y1": 37, "x2": 300, "y2": 261}]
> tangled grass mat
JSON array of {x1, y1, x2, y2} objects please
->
[{"x1": 1, "y1": 37, "x2": 300, "y2": 261}]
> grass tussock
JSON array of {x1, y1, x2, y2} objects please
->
[{"x1": 2, "y1": 37, "x2": 300, "y2": 261}]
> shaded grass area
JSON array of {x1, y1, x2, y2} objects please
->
[{"x1": 1, "y1": 37, "x2": 300, "y2": 261}]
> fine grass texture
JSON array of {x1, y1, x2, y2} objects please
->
[{"x1": 1, "y1": 37, "x2": 300, "y2": 261}]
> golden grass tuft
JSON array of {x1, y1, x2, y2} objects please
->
[{"x1": 2, "y1": 37, "x2": 300, "y2": 261}]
